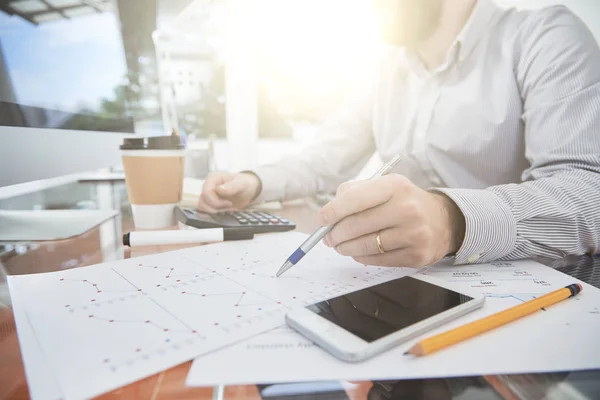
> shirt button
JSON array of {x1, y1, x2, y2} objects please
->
[{"x1": 467, "y1": 254, "x2": 481, "y2": 263}]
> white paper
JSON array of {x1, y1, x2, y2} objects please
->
[
  {"x1": 186, "y1": 259, "x2": 600, "y2": 386},
  {"x1": 9, "y1": 285, "x2": 65, "y2": 400},
  {"x1": 8, "y1": 232, "x2": 410, "y2": 400}
]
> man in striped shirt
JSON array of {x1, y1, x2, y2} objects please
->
[{"x1": 198, "y1": 0, "x2": 600, "y2": 267}]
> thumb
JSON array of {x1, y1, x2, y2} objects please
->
[{"x1": 216, "y1": 176, "x2": 245, "y2": 196}]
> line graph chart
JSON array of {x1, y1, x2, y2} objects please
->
[
  {"x1": 420, "y1": 259, "x2": 600, "y2": 325},
  {"x1": 187, "y1": 258, "x2": 600, "y2": 387},
  {"x1": 9, "y1": 232, "x2": 410, "y2": 400},
  {"x1": 59, "y1": 278, "x2": 133, "y2": 294}
]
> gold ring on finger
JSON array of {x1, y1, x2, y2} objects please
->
[{"x1": 376, "y1": 232, "x2": 385, "y2": 254}]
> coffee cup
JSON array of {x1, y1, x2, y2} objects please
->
[{"x1": 120, "y1": 135, "x2": 186, "y2": 229}]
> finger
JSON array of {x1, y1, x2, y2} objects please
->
[
  {"x1": 318, "y1": 175, "x2": 407, "y2": 225},
  {"x1": 202, "y1": 173, "x2": 232, "y2": 193},
  {"x1": 353, "y1": 248, "x2": 431, "y2": 269},
  {"x1": 200, "y1": 187, "x2": 233, "y2": 209},
  {"x1": 196, "y1": 199, "x2": 219, "y2": 214},
  {"x1": 335, "y1": 228, "x2": 405, "y2": 257},
  {"x1": 215, "y1": 176, "x2": 246, "y2": 197},
  {"x1": 199, "y1": 174, "x2": 234, "y2": 208},
  {"x1": 325, "y1": 202, "x2": 398, "y2": 248},
  {"x1": 335, "y1": 180, "x2": 361, "y2": 196}
]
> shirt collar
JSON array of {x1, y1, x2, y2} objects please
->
[
  {"x1": 399, "y1": 0, "x2": 502, "y2": 73},
  {"x1": 455, "y1": 0, "x2": 502, "y2": 63}
]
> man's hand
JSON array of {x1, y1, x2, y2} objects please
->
[
  {"x1": 319, "y1": 174, "x2": 466, "y2": 268},
  {"x1": 197, "y1": 172, "x2": 261, "y2": 213}
]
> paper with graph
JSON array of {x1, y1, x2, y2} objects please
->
[
  {"x1": 7, "y1": 232, "x2": 410, "y2": 400},
  {"x1": 187, "y1": 259, "x2": 600, "y2": 386}
]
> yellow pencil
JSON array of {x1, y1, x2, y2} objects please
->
[{"x1": 406, "y1": 283, "x2": 583, "y2": 356}]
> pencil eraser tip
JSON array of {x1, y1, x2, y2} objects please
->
[{"x1": 576, "y1": 283, "x2": 583, "y2": 292}]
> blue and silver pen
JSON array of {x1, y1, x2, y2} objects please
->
[{"x1": 275, "y1": 155, "x2": 402, "y2": 277}]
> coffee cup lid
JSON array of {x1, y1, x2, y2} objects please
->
[{"x1": 120, "y1": 134, "x2": 185, "y2": 150}]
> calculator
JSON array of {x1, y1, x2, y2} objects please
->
[{"x1": 175, "y1": 206, "x2": 296, "y2": 233}]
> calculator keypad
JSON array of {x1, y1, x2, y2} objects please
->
[
  {"x1": 178, "y1": 207, "x2": 295, "y2": 233},
  {"x1": 220, "y1": 211, "x2": 291, "y2": 226}
]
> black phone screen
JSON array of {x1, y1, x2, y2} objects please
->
[{"x1": 306, "y1": 276, "x2": 474, "y2": 343}]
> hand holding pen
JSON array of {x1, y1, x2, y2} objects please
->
[{"x1": 276, "y1": 155, "x2": 402, "y2": 277}]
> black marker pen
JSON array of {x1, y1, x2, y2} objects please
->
[{"x1": 123, "y1": 227, "x2": 254, "y2": 247}]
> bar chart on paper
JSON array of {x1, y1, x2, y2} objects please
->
[{"x1": 8, "y1": 232, "x2": 411, "y2": 400}]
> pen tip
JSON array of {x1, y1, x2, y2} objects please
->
[
  {"x1": 403, "y1": 351, "x2": 409, "y2": 355},
  {"x1": 276, "y1": 260, "x2": 293, "y2": 277}
]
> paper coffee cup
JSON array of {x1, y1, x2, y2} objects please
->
[{"x1": 120, "y1": 135, "x2": 185, "y2": 230}]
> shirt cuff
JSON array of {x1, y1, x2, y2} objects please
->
[
  {"x1": 430, "y1": 188, "x2": 517, "y2": 264},
  {"x1": 250, "y1": 165, "x2": 286, "y2": 204}
]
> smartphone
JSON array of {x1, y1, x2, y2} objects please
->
[{"x1": 285, "y1": 274, "x2": 484, "y2": 362}]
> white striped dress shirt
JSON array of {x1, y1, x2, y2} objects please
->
[{"x1": 253, "y1": 0, "x2": 600, "y2": 264}]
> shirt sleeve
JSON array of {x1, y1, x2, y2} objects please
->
[
  {"x1": 433, "y1": 6, "x2": 600, "y2": 264},
  {"x1": 251, "y1": 70, "x2": 377, "y2": 203}
]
